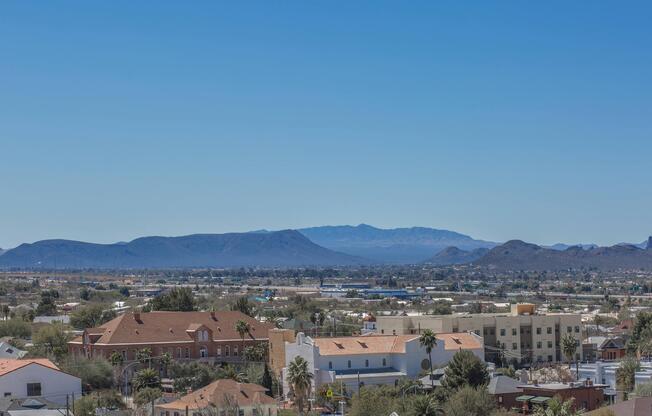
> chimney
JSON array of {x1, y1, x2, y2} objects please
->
[{"x1": 133, "y1": 312, "x2": 141, "y2": 322}]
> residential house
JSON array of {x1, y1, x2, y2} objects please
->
[
  {"x1": 578, "y1": 360, "x2": 652, "y2": 400},
  {"x1": 154, "y1": 379, "x2": 277, "y2": 416},
  {"x1": 598, "y1": 337, "x2": 627, "y2": 361},
  {"x1": 280, "y1": 331, "x2": 484, "y2": 395},
  {"x1": 0, "y1": 397, "x2": 68, "y2": 416},
  {"x1": 0, "y1": 359, "x2": 81, "y2": 405}
]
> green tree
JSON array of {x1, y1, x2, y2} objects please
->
[
  {"x1": 230, "y1": 296, "x2": 254, "y2": 317},
  {"x1": 443, "y1": 386, "x2": 495, "y2": 416},
  {"x1": 133, "y1": 368, "x2": 160, "y2": 391},
  {"x1": 532, "y1": 396, "x2": 578, "y2": 416},
  {"x1": 235, "y1": 319, "x2": 252, "y2": 359},
  {"x1": 287, "y1": 356, "x2": 314, "y2": 415},
  {"x1": 419, "y1": 329, "x2": 438, "y2": 388},
  {"x1": 560, "y1": 334, "x2": 578, "y2": 377},
  {"x1": 616, "y1": 357, "x2": 640, "y2": 400},
  {"x1": 633, "y1": 382, "x2": 652, "y2": 397},
  {"x1": 60, "y1": 356, "x2": 114, "y2": 391},
  {"x1": 0, "y1": 319, "x2": 31, "y2": 338},
  {"x1": 150, "y1": 287, "x2": 195, "y2": 311},
  {"x1": 134, "y1": 387, "x2": 162, "y2": 407},
  {"x1": 261, "y1": 363, "x2": 273, "y2": 397},
  {"x1": 74, "y1": 390, "x2": 124, "y2": 416},
  {"x1": 30, "y1": 322, "x2": 71, "y2": 359},
  {"x1": 412, "y1": 394, "x2": 444, "y2": 416},
  {"x1": 136, "y1": 347, "x2": 152, "y2": 367},
  {"x1": 70, "y1": 304, "x2": 116, "y2": 330},
  {"x1": 35, "y1": 291, "x2": 58, "y2": 316},
  {"x1": 441, "y1": 350, "x2": 489, "y2": 395},
  {"x1": 110, "y1": 351, "x2": 124, "y2": 367}
]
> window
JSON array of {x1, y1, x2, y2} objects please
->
[
  {"x1": 348, "y1": 360, "x2": 352, "y2": 368},
  {"x1": 174, "y1": 412, "x2": 179, "y2": 416},
  {"x1": 238, "y1": 410, "x2": 244, "y2": 416},
  {"x1": 512, "y1": 328, "x2": 517, "y2": 336},
  {"x1": 161, "y1": 412, "x2": 165, "y2": 416},
  {"x1": 365, "y1": 359, "x2": 369, "y2": 368},
  {"x1": 26, "y1": 383, "x2": 41, "y2": 397},
  {"x1": 490, "y1": 328, "x2": 494, "y2": 335},
  {"x1": 567, "y1": 326, "x2": 572, "y2": 333},
  {"x1": 234, "y1": 346, "x2": 239, "y2": 357},
  {"x1": 575, "y1": 326, "x2": 580, "y2": 333},
  {"x1": 253, "y1": 410, "x2": 259, "y2": 416},
  {"x1": 547, "y1": 327, "x2": 552, "y2": 334},
  {"x1": 382, "y1": 358, "x2": 386, "y2": 366},
  {"x1": 200, "y1": 346, "x2": 208, "y2": 358},
  {"x1": 217, "y1": 346, "x2": 222, "y2": 356},
  {"x1": 329, "y1": 361, "x2": 332, "y2": 369},
  {"x1": 537, "y1": 342, "x2": 542, "y2": 349},
  {"x1": 548, "y1": 355, "x2": 553, "y2": 362},
  {"x1": 177, "y1": 348, "x2": 182, "y2": 358},
  {"x1": 122, "y1": 350, "x2": 127, "y2": 360},
  {"x1": 548, "y1": 341, "x2": 553, "y2": 348},
  {"x1": 392, "y1": 330, "x2": 396, "y2": 335},
  {"x1": 536, "y1": 328, "x2": 541, "y2": 335},
  {"x1": 500, "y1": 329, "x2": 505, "y2": 336},
  {"x1": 225, "y1": 346, "x2": 230, "y2": 356},
  {"x1": 4, "y1": 393, "x2": 10, "y2": 397},
  {"x1": 512, "y1": 343, "x2": 517, "y2": 350},
  {"x1": 381, "y1": 330, "x2": 384, "y2": 334},
  {"x1": 185, "y1": 348, "x2": 190, "y2": 358},
  {"x1": 537, "y1": 355, "x2": 542, "y2": 362}
]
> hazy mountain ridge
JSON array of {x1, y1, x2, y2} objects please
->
[
  {"x1": 423, "y1": 246, "x2": 490, "y2": 265},
  {"x1": 298, "y1": 224, "x2": 497, "y2": 263},
  {"x1": 0, "y1": 230, "x2": 364, "y2": 269},
  {"x1": 475, "y1": 238, "x2": 652, "y2": 271}
]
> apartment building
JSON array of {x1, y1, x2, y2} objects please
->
[{"x1": 375, "y1": 304, "x2": 582, "y2": 365}]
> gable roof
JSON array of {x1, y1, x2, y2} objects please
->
[
  {"x1": 436, "y1": 333, "x2": 483, "y2": 351},
  {"x1": 487, "y1": 375, "x2": 522, "y2": 395},
  {"x1": 158, "y1": 379, "x2": 276, "y2": 410},
  {"x1": 0, "y1": 343, "x2": 26, "y2": 359},
  {"x1": 80, "y1": 311, "x2": 275, "y2": 345},
  {"x1": 599, "y1": 337, "x2": 626, "y2": 350},
  {"x1": 0, "y1": 359, "x2": 60, "y2": 377}
]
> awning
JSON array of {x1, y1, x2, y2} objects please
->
[
  {"x1": 515, "y1": 395, "x2": 536, "y2": 402},
  {"x1": 531, "y1": 396, "x2": 552, "y2": 404}
]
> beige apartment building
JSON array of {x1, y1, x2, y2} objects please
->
[{"x1": 375, "y1": 304, "x2": 582, "y2": 366}]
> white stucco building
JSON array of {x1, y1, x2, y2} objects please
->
[
  {"x1": 281, "y1": 332, "x2": 484, "y2": 396},
  {"x1": 0, "y1": 359, "x2": 82, "y2": 405},
  {"x1": 578, "y1": 360, "x2": 652, "y2": 399}
]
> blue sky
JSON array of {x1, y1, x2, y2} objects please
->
[{"x1": 1, "y1": 1, "x2": 651, "y2": 248}]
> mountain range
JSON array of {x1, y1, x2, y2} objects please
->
[
  {"x1": 298, "y1": 224, "x2": 497, "y2": 263},
  {"x1": 0, "y1": 230, "x2": 362, "y2": 269},
  {"x1": 1, "y1": 225, "x2": 651, "y2": 270},
  {"x1": 473, "y1": 237, "x2": 652, "y2": 271}
]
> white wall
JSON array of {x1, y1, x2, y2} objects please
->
[{"x1": 0, "y1": 364, "x2": 81, "y2": 405}]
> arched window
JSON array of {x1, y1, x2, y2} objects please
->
[
  {"x1": 225, "y1": 345, "x2": 230, "y2": 356},
  {"x1": 347, "y1": 360, "x2": 351, "y2": 368},
  {"x1": 200, "y1": 346, "x2": 208, "y2": 358}
]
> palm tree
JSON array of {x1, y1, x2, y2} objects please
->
[
  {"x1": 532, "y1": 396, "x2": 577, "y2": 416},
  {"x1": 219, "y1": 364, "x2": 247, "y2": 382},
  {"x1": 616, "y1": 357, "x2": 640, "y2": 401},
  {"x1": 110, "y1": 351, "x2": 124, "y2": 367},
  {"x1": 136, "y1": 347, "x2": 152, "y2": 367},
  {"x1": 412, "y1": 394, "x2": 445, "y2": 416},
  {"x1": 419, "y1": 329, "x2": 438, "y2": 388},
  {"x1": 133, "y1": 368, "x2": 161, "y2": 391},
  {"x1": 234, "y1": 319, "x2": 252, "y2": 360},
  {"x1": 560, "y1": 334, "x2": 578, "y2": 378},
  {"x1": 159, "y1": 352, "x2": 172, "y2": 377},
  {"x1": 287, "y1": 356, "x2": 314, "y2": 415}
]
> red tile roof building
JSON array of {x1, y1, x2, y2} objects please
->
[{"x1": 68, "y1": 311, "x2": 275, "y2": 363}]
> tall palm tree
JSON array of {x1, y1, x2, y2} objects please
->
[
  {"x1": 560, "y1": 334, "x2": 578, "y2": 378},
  {"x1": 419, "y1": 329, "x2": 438, "y2": 388},
  {"x1": 287, "y1": 356, "x2": 314, "y2": 415},
  {"x1": 616, "y1": 357, "x2": 640, "y2": 401},
  {"x1": 234, "y1": 320, "x2": 251, "y2": 360}
]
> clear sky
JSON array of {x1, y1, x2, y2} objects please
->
[{"x1": 1, "y1": 1, "x2": 651, "y2": 249}]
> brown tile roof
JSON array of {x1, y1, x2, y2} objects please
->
[
  {"x1": 82, "y1": 311, "x2": 274, "y2": 345},
  {"x1": 585, "y1": 397, "x2": 652, "y2": 416},
  {"x1": 314, "y1": 335, "x2": 418, "y2": 355},
  {"x1": 312, "y1": 332, "x2": 482, "y2": 356},
  {"x1": 158, "y1": 379, "x2": 276, "y2": 410},
  {"x1": 0, "y1": 359, "x2": 60, "y2": 376},
  {"x1": 436, "y1": 332, "x2": 483, "y2": 351}
]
